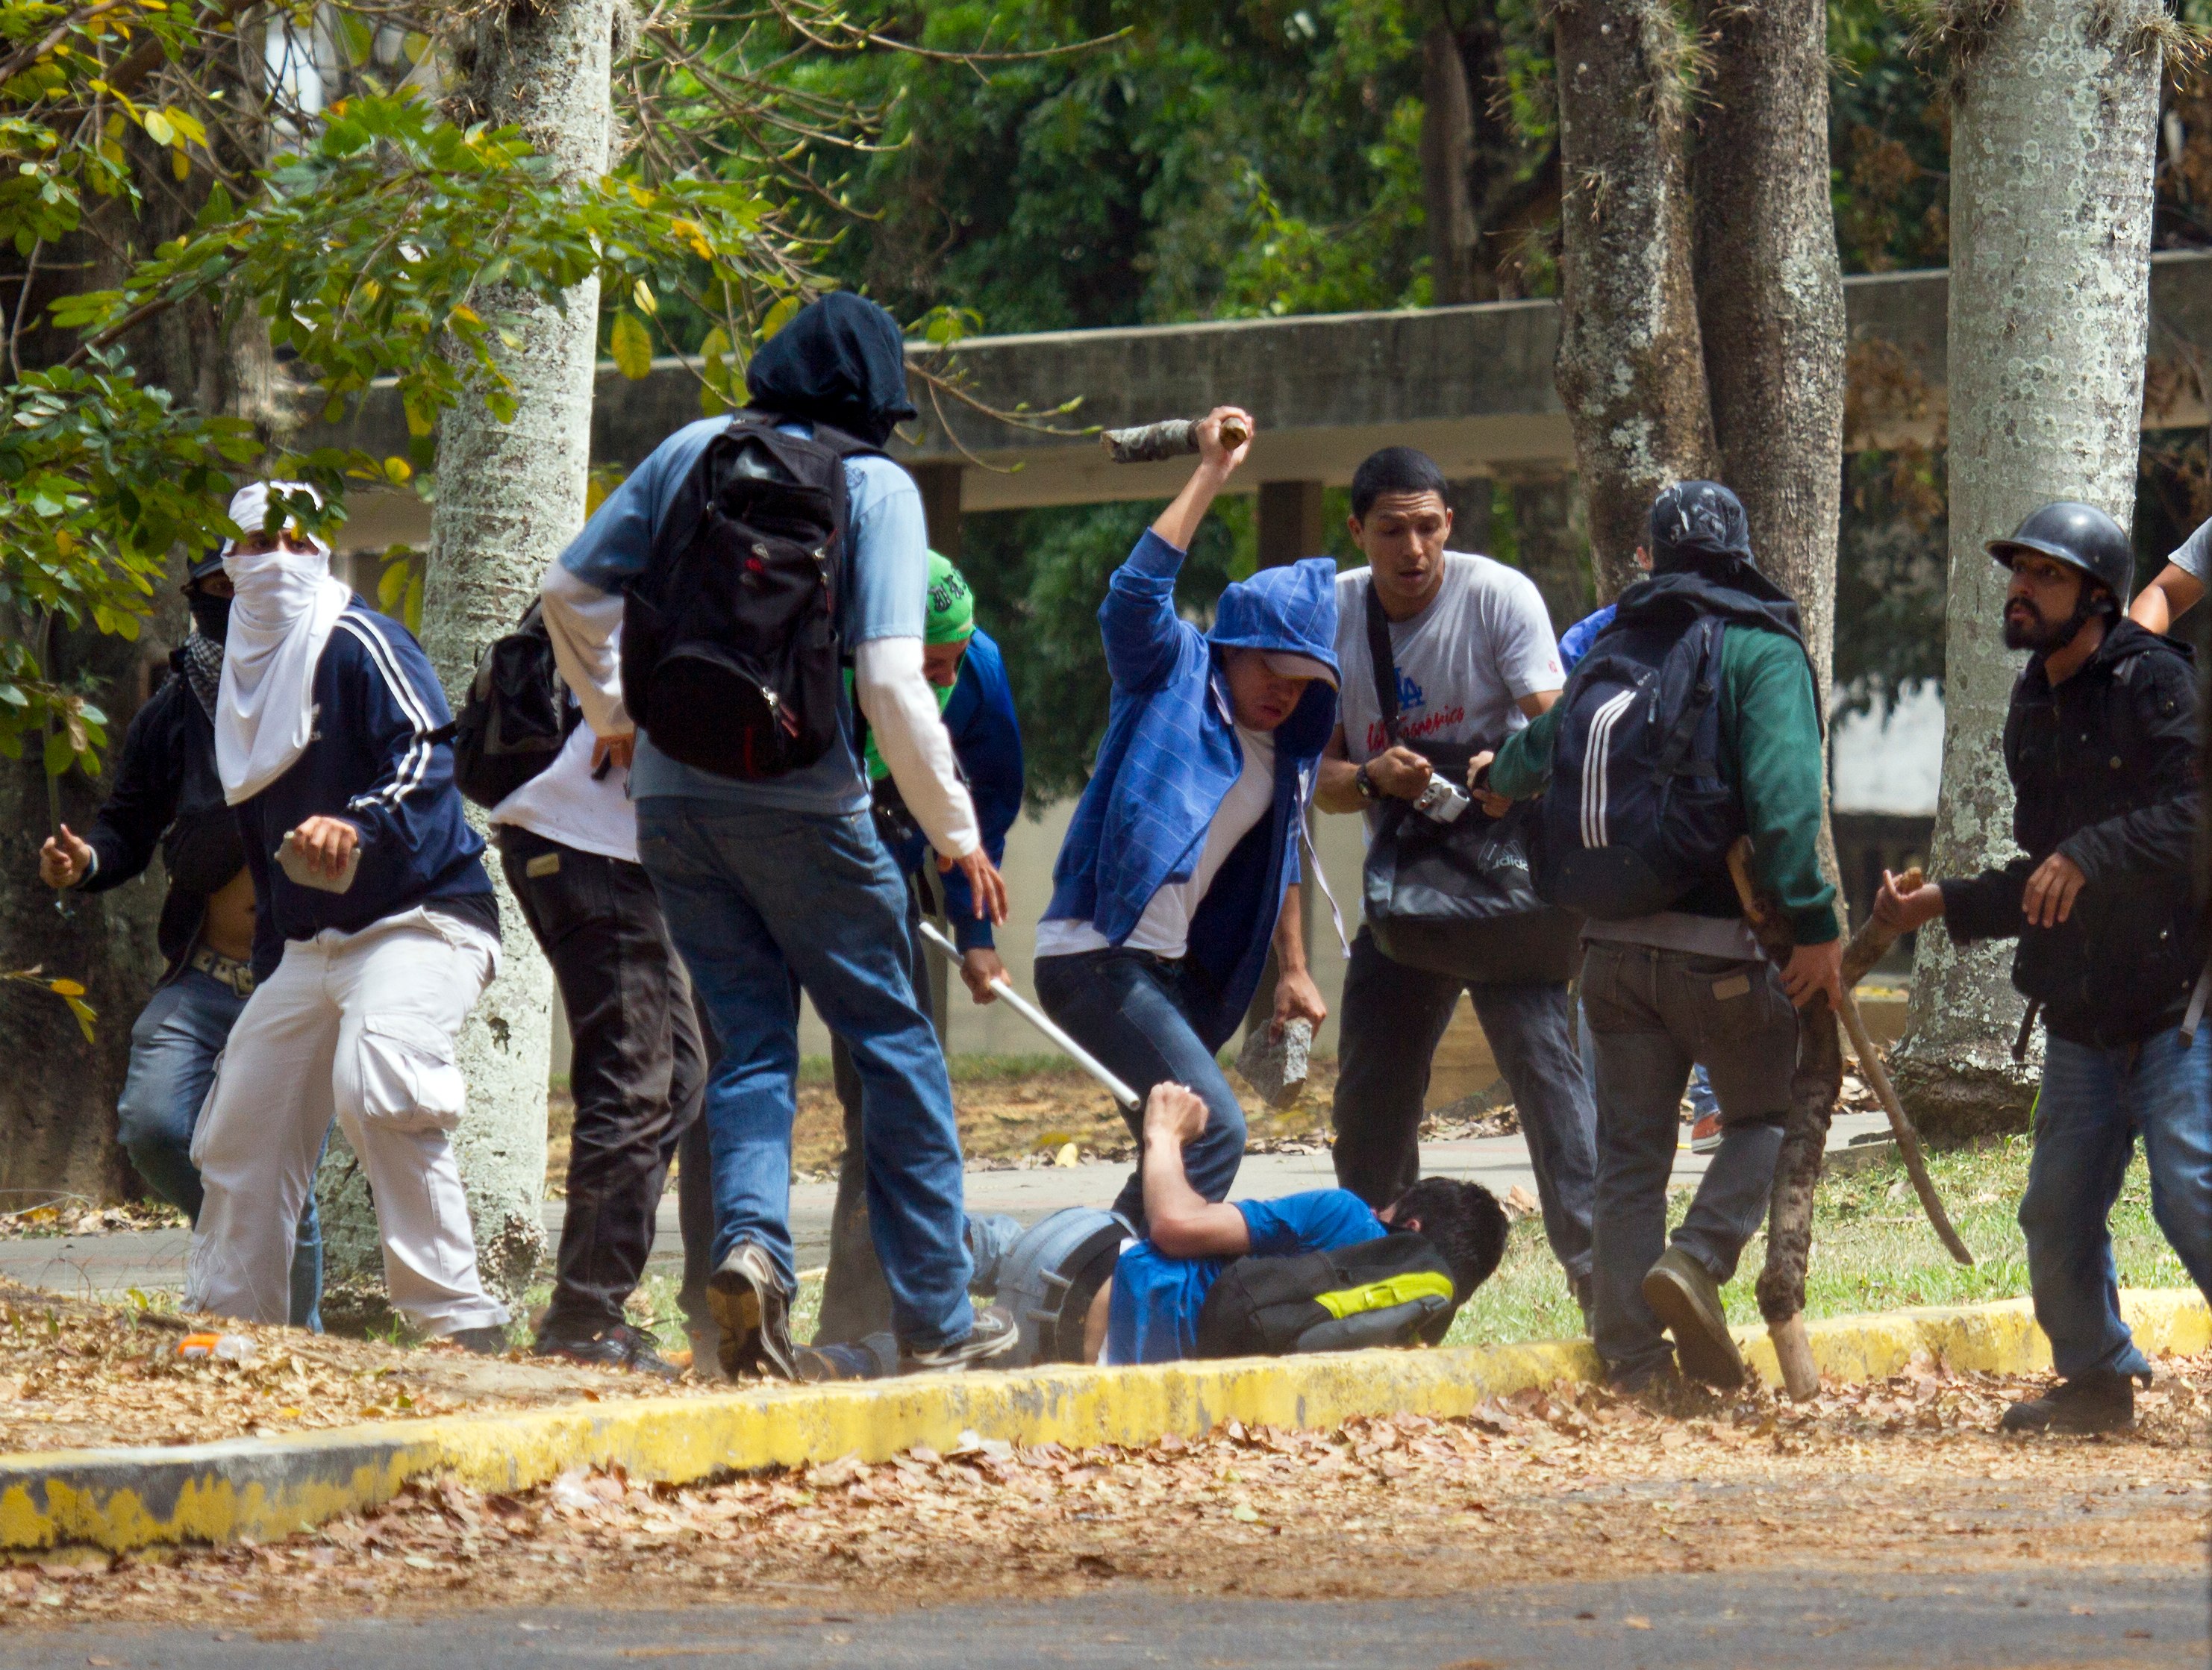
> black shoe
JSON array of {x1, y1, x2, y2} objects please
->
[
  {"x1": 2000, "y1": 1371, "x2": 2137, "y2": 1434},
  {"x1": 708, "y1": 1242, "x2": 796, "y2": 1382},
  {"x1": 445, "y1": 1324, "x2": 512, "y2": 1357},
  {"x1": 1640, "y1": 1248, "x2": 1746, "y2": 1389},
  {"x1": 900, "y1": 1304, "x2": 1020, "y2": 1373},
  {"x1": 534, "y1": 1323, "x2": 683, "y2": 1381}
]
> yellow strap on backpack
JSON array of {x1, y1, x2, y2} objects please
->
[{"x1": 1313, "y1": 1270, "x2": 1454, "y2": 1320}]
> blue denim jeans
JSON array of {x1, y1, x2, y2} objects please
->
[
  {"x1": 116, "y1": 967, "x2": 324, "y2": 1330},
  {"x1": 634, "y1": 800, "x2": 974, "y2": 1351},
  {"x1": 1033, "y1": 948, "x2": 1247, "y2": 1228},
  {"x1": 2022, "y1": 1025, "x2": 2212, "y2": 1380}
]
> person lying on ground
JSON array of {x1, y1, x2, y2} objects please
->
[
  {"x1": 1878, "y1": 501, "x2": 2210, "y2": 1436},
  {"x1": 1081, "y1": 1083, "x2": 1509, "y2": 1366},
  {"x1": 1033, "y1": 409, "x2": 1339, "y2": 1231}
]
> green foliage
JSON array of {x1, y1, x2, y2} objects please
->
[{"x1": 784, "y1": 0, "x2": 1431, "y2": 333}]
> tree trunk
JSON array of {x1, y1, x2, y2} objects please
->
[
  {"x1": 1421, "y1": 23, "x2": 1478, "y2": 307},
  {"x1": 319, "y1": 0, "x2": 616, "y2": 1319},
  {"x1": 1552, "y1": 0, "x2": 1718, "y2": 600},
  {"x1": 1691, "y1": 0, "x2": 1850, "y2": 923},
  {"x1": 1891, "y1": 0, "x2": 2161, "y2": 1139},
  {"x1": 0, "y1": 35, "x2": 278, "y2": 1208},
  {"x1": 1692, "y1": 0, "x2": 1846, "y2": 710}
]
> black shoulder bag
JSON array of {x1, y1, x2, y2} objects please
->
[{"x1": 1359, "y1": 579, "x2": 1581, "y2": 983}]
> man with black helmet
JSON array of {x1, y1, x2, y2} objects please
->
[
  {"x1": 1877, "y1": 501, "x2": 2211, "y2": 1435},
  {"x1": 37, "y1": 546, "x2": 324, "y2": 1329}
]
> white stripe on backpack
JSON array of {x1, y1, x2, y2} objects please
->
[{"x1": 1580, "y1": 689, "x2": 1637, "y2": 849}]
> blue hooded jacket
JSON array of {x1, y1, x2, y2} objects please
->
[{"x1": 1043, "y1": 530, "x2": 1339, "y2": 1048}]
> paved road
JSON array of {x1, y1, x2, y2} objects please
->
[
  {"x1": 6, "y1": 1567, "x2": 2199, "y2": 1668},
  {"x1": 0, "y1": 1114, "x2": 1893, "y2": 1299}
]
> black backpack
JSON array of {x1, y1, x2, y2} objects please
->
[
  {"x1": 620, "y1": 415, "x2": 882, "y2": 780},
  {"x1": 1532, "y1": 613, "x2": 1743, "y2": 919},
  {"x1": 1194, "y1": 1233, "x2": 1458, "y2": 1358},
  {"x1": 452, "y1": 602, "x2": 576, "y2": 810}
]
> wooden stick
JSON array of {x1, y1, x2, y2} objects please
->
[
  {"x1": 1100, "y1": 414, "x2": 1251, "y2": 463},
  {"x1": 1768, "y1": 1313, "x2": 1822, "y2": 1403},
  {"x1": 1836, "y1": 989, "x2": 1975, "y2": 1266}
]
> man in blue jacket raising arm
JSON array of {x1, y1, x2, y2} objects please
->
[
  {"x1": 1034, "y1": 408, "x2": 1337, "y2": 1228},
  {"x1": 183, "y1": 483, "x2": 510, "y2": 1346}
]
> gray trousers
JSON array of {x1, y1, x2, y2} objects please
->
[{"x1": 1579, "y1": 939, "x2": 1795, "y2": 1383}]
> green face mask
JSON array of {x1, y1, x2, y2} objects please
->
[{"x1": 857, "y1": 548, "x2": 972, "y2": 784}]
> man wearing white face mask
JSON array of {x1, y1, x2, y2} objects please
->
[{"x1": 182, "y1": 481, "x2": 511, "y2": 1348}]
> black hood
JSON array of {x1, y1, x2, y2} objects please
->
[{"x1": 744, "y1": 293, "x2": 918, "y2": 447}]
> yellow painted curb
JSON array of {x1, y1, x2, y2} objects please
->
[{"x1": 0, "y1": 1288, "x2": 2202, "y2": 1554}]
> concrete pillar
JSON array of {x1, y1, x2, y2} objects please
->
[
  {"x1": 1257, "y1": 478, "x2": 1325, "y2": 568},
  {"x1": 913, "y1": 463, "x2": 963, "y2": 560}
]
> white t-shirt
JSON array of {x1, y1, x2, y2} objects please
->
[
  {"x1": 489, "y1": 712, "x2": 640, "y2": 863},
  {"x1": 1334, "y1": 553, "x2": 1563, "y2": 831},
  {"x1": 1036, "y1": 724, "x2": 1277, "y2": 962}
]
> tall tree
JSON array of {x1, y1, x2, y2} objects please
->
[
  {"x1": 328, "y1": 1, "x2": 619, "y2": 1310},
  {"x1": 1551, "y1": 0, "x2": 1717, "y2": 599},
  {"x1": 1890, "y1": 0, "x2": 2163, "y2": 1136},
  {"x1": 1420, "y1": 22, "x2": 1479, "y2": 306},
  {"x1": 1692, "y1": 0, "x2": 1846, "y2": 713}
]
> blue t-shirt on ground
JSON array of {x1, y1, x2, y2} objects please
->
[
  {"x1": 556, "y1": 416, "x2": 931, "y2": 814},
  {"x1": 1105, "y1": 1189, "x2": 1387, "y2": 1366}
]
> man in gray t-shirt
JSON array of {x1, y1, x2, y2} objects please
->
[{"x1": 1312, "y1": 446, "x2": 1597, "y2": 1315}]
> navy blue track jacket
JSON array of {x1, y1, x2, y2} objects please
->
[{"x1": 236, "y1": 601, "x2": 496, "y2": 979}]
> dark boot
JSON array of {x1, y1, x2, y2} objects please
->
[
  {"x1": 1640, "y1": 1246, "x2": 1746, "y2": 1389},
  {"x1": 2000, "y1": 1370, "x2": 2137, "y2": 1434}
]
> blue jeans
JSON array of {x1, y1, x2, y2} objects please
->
[
  {"x1": 634, "y1": 800, "x2": 974, "y2": 1351},
  {"x1": 2022, "y1": 1025, "x2": 2212, "y2": 1380},
  {"x1": 116, "y1": 967, "x2": 324, "y2": 1330},
  {"x1": 1033, "y1": 949, "x2": 1247, "y2": 1228}
]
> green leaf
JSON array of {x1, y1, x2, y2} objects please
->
[
  {"x1": 760, "y1": 295, "x2": 801, "y2": 340},
  {"x1": 142, "y1": 110, "x2": 175, "y2": 148},
  {"x1": 610, "y1": 312, "x2": 653, "y2": 381}
]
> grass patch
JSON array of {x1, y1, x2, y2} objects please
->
[{"x1": 1446, "y1": 1134, "x2": 2190, "y2": 1351}]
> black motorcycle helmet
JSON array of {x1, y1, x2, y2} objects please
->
[{"x1": 1986, "y1": 501, "x2": 2134, "y2": 610}]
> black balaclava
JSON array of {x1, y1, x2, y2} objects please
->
[
  {"x1": 188, "y1": 589, "x2": 231, "y2": 644},
  {"x1": 743, "y1": 292, "x2": 919, "y2": 447}
]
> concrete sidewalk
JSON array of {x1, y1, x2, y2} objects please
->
[{"x1": 0, "y1": 1113, "x2": 1894, "y2": 1301}]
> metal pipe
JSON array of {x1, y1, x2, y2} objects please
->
[{"x1": 916, "y1": 921, "x2": 1140, "y2": 1111}]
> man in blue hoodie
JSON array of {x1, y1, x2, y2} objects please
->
[
  {"x1": 1034, "y1": 409, "x2": 1338, "y2": 1226},
  {"x1": 181, "y1": 482, "x2": 510, "y2": 1348}
]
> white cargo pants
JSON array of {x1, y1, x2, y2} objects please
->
[{"x1": 185, "y1": 907, "x2": 512, "y2": 1336}]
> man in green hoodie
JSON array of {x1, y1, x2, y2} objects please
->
[{"x1": 1473, "y1": 481, "x2": 1840, "y2": 1390}]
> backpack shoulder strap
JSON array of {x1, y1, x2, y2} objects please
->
[
  {"x1": 1649, "y1": 614, "x2": 1727, "y2": 780},
  {"x1": 1363, "y1": 578, "x2": 1402, "y2": 748}
]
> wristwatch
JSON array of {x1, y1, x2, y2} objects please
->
[{"x1": 1354, "y1": 764, "x2": 1378, "y2": 802}]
